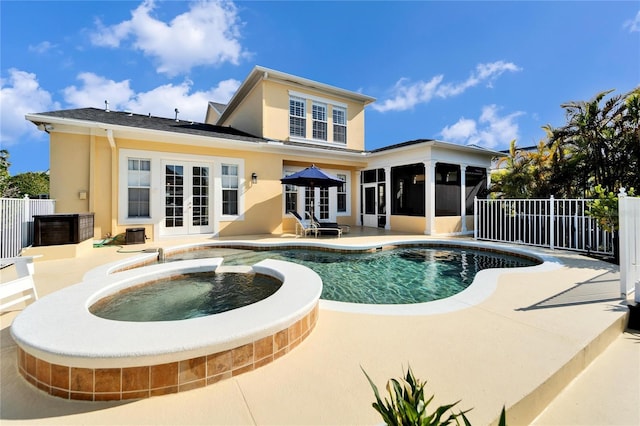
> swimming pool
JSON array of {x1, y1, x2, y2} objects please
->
[{"x1": 162, "y1": 245, "x2": 539, "y2": 304}]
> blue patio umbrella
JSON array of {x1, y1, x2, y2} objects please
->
[
  {"x1": 280, "y1": 165, "x2": 343, "y2": 188},
  {"x1": 281, "y1": 165, "x2": 344, "y2": 221}
]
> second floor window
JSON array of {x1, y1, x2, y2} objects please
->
[
  {"x1": 221, "y1": 164, "x2": 239, "y2": 215},
  {"x1": 289, "y1": 96, "x2": 306, "y2": 137},
  {"x1": 312, "y1": 102, "x2": 327, "y2": 140},
  {"x1": 333, "y1": 107, "x2": 347, "y2": 143}
]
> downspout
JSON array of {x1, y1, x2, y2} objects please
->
[
  {"x1": 106, "y1": 129, "x2": 118, "y2": 238},
  {"x1": 89, "y1": 133, "x2": 96, "y2": 215}
]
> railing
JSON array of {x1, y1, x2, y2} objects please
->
[
  {"x1": 0, "y1": 196, "x2": 56, "y2": 258},
  {"x1": 474, "y1": 196, "x2": 613, "y2": 255},
  {"x1": 618, "y1": 189, "x2": 640, "y2": 301}
]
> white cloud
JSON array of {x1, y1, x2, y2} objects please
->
[
  {"x1": 623, "y1": 10, "x2": 640, "y2": 32},
  {"x1": 63, "y1": 73, "x2": 135, "y2": 108},
  {"x1": 440, "y1": 105, "x2": 524, "y2": 149},
  {"x1": 0, "y1": 69, "x2": 59, "y2": 146},
  {"x1": 62, "y1": 72, "x2": 240, "y2": 122},
  {"x1": 372, "y1": 61, "x2": 521, "y2": 113},
  {"x1": 436, "y1": 61, "x2": 521, "y2": 97},
  {"x1": 123, "y1": 78, "x2": 240, "y2": 122},
  {"x1": 371, "y1": 75, "x2": 443, "y2": 113},
  {"x1": 90, "y1": 0, "x2": 246, "y2": 76},
  {"x1": 440, "y1": 118, "x2": 477, "y2": 141},
  {"x1": 28, "y1": 41, "x2": 57, "y2": 54}
]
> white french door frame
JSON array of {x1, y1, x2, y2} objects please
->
[
  {"x1": 119, "y1": 149, "x2": 245, "y2": 240},
  {"x1": 362, "y1": 183, "x2": 378, "y2": 227},
  {"x1": 160, "y1": 160, "x2": 213, "y2": 236}
]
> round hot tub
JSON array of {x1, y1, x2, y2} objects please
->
[{"x1": 11, "y1": 258, "x2": 322, "y2": 401}]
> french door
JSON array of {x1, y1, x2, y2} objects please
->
[
  {"x1": 304, "y1": 187, "x2": 333, "y2": 222},
  {"x1": 362, "y1": 182, "x2": 385, "y2": 227},
  {"x1": 162, "y1": 161, "x2": 213, "y2": 235},
  {"x1": 362, "y1": 184, "x2": 378, "y2": 227}
]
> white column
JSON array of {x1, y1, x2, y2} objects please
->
[
  {"x1": 460, "y1": 164, "x2": 467, "y2": 233},
  {"x1": 355, "y1": 170, "x2": 362, "y2": 226},
  {"x1": 486, "y1": 168, "x2": 492, "y2": 190},
  {"x1": 424, "y1": 161, "x2": 435, "y2": 235},
  {"x1": 384, "y1": 166, "x2": 391, "y2": 230}
]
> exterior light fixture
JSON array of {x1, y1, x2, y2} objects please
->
[{"x1": 251, "y1": 172, "x2": 258, "y2": 184}]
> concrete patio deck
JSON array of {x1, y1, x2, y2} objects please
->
[{"x1": 1, "y1": 230, "x2": 637, "y2": 425}]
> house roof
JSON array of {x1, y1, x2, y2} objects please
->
[
  {"x1": 26, "y1": 107, "x2": 368, "y2": 157},
  {"x1": 368, "y1": 138, "x2": 503, "y2": 157},
  {"x1": 216, "y1": 65, "x2": 376, "y2": 125},
  {"x1": 208, "y1": 102, "x2": 227, "y2": 115},
  {"x1": 27, "y1": 108, "x2": 267, "y2": 143}
]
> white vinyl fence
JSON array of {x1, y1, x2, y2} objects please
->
[
  {"x1": 1, "y1": 196, "x2": 56, "y2": 258},
  {"x1": 618, "y1": 189, "x2": 640, "y2": 302},
  {"x1": 474, "y1": 196, "x2": 613, "y2": 255}
]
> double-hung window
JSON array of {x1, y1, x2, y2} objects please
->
[
  {"x1": 289, "y1": 96, "x2": 306, "y2": 137},
  {"x1": 332, "y1": 106, "x2": 347, "y2": 144},
  {"x1": 312, "y1": 102, "x2": 327, "y2": 141},
  {"x1": 284, "y1": 172, "x2": 298, "y2": 213},
  {"x1": 337, "y1": 174, "x2": 347, "y2": 213},
  {"x1": 221, "y1": 164, "x2": 239, "y2": 215},
  {"x1": 127, "y1": 158, "x2": 150, "y2": 217}
]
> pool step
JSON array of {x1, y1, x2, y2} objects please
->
[{"x1": 216, "y1": 265, "x2": 254, "y2": 274}]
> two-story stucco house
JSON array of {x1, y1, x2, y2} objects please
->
[{"x1": 25, "y1": 66, "x2": 499, "y2": 242}]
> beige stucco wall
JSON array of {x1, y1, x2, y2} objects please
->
[
  {"x1": 389, "y1": 216, "x2": 426, "y2": 234},
  {"x1": 223, "y1": 84, "x2": 264, "y2": 138},
  {"x1": 48, "y1": 132, "x2": 115, "y2": 240},
  {"x1": 49, "y1": 133, "x2": 90, "y2": 215},
  {"x1": 91, "y1": 136, "x2": 113, "y2": 239},
  {"x1": 434, "y1": 216, "x2": 462, "y2": 234}
]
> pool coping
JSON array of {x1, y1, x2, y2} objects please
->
[{"x1": 87, "y1": 238, "x2": 563, "y2": 316}]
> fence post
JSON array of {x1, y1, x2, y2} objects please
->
[
  {"x1": 22, "y1": 195, "x2": 30, "y2": 249},
  {"x1": 618, "y1": 188, "x2": 630, "y2": 298},
  {"x1": 549, "y1": 195, "x2": 555, "y2": 250},
  {"x1": 474, "y1": 196, "x2": 478, "y2": 240}
]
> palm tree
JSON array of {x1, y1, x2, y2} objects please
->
[
  {"x1": 548, "y1": 87, "x2": 640, "y2": 196},
  {"x1": 491, "y1": 140, "x2": 534, "y2": 198}
]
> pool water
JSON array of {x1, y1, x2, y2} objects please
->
[
  {"x1": 90, "y1": 272, "x2": 282, "y2": 321},
  {"x1": 165, "y1": 246, "x2": 538, "y2": 304}
]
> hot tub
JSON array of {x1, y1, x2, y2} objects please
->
[{"x1": 11, "y1": 258, "x2": 322, "y2": 401}]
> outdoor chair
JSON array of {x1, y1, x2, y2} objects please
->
[
  {"x1": 0, "y1": 256, "x2": 39, "y2": 312},
  {"x1": 290, "y1": 211, "x2": 317, "y2": 238},
  {"x1": 306, "y1": 212, "x2": 343, "y2": 237}
]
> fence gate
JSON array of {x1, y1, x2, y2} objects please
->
[
  {"x1": 474, "y1": 196, "x2": 613, "y2": 256},
  {"x1": 1, "y1": 196, "x2": 56, "y2": 258}
]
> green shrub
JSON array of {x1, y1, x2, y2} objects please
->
[
  {"x1": 362, "y1": 365, "x2": 472, "y2": 426},
  {"x1": 363, "y1": 365, "x2": 507, "y2": 426}
]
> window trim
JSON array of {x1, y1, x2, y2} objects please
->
[
  {"x1": 332, "y1": 106, "x2": 347, "y2": 144},
  {"x1": 221, "y1": 163, "x2": 239, "y2": 217},
  {"x1": 126, "y1": 158, "x2": 151, "y2": 219},
  {"x1": 289, "y1": 96, "x2": 306, "y2": 138},
  {"x1": 312, "y1": 102, "x2": 328, "y2": 141},
  {"x1": 336, "y1": 173, "x2": 347, "y2": 213}
]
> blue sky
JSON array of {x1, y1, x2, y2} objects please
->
[{"x1": 1, "y1": 0, "x2": 639, "y2": 174}]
